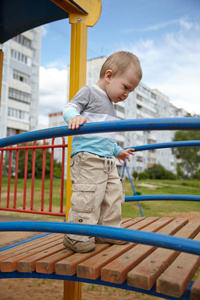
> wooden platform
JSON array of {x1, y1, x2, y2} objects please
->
[{"x1": 0, "y1": 217, "x2": 200, "y2": 300}]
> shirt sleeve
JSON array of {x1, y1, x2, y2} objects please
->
[
  {"x1": 113, "y1": 141, "x2": 122, "y2": 157},
  {"x1": 63, "y1": 86, "x2": 90, "y2": 124}
]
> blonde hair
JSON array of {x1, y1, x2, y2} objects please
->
[{"x1": 100, "y1": 51, "x2": 142, "y2": 80}]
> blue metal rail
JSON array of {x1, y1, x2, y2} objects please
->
[
  {"x1": 0, "y1": 117, "x2": 200, "y2": 148},
  {"x1": 0, "y1": 271, "x2": 192, "y2": 300},
  {"x1": 0, "y1": 221, "x2": 200, "y2": 256},
  {"x1": 125, "y1": 140, "x2": 200, "y2": 152}
]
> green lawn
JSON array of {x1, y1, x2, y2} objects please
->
[
  {"x1": 122, "y1": 179, "x2": 200, "y2": 218},
  {"x1": 0, "y1": 177, "x2": 199, "y2": 220}
]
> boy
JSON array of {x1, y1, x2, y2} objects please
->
[{"x1": 63, "y1": 51, "x2": 142, "y2": 253}]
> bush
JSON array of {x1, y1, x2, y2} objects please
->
[
  {"x1": 138, "y1": 171, "x2": 148, "y2": 180},
  {"x1": 193, "y1": 169, "x2": 200, "y2": 180},
  {"x1": 133, "y1": 171, "x2": 138, "y2": 180},
  {"x1": 145, "y1": 164, "x2": 177, "y2": 180}
]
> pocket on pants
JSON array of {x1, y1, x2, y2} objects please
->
[{"x1": 71, "y1": 183, "x2": 96, "y2": 213}]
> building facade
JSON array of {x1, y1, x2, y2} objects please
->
[{"x1": 0, "y1": 27, "x2": 41, "y2": 138}]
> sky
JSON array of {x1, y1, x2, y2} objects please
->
[{"x1": 39, "y1": 0, "x2": 200, "y2": 126}]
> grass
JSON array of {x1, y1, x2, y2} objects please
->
[
  {"x1": 0, "y1": 177, "x2": 199, "y2": 220},
  {"x1": 0, "y1": 177, "x2": 66, "y2": 220},
  {"x1": 122, "y1": 178, "x2": 200, "y2": 218}
]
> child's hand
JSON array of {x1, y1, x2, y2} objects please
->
[
  {"x1": 68, "y1": 116, "x2": 87, "y2": 130},
  {"x1": 116, "y1": 148, "x2": 135, "y2": 164}
]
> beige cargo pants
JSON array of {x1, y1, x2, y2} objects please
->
[{"x1": 67, "y1": 152, "x2": 125, "y2": 242}]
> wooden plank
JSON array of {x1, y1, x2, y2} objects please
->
[
  {"x1": 36, "y1": 248, "x2": 74, "y2": 274},
  {"x1": 77, "y1": 217, "x2": 166, "y2": 280},
  {"x1": 121, "y1": 218, "x2": 132, "y2": 223},
  {"x1": 120, "y1": 217, "x2": 145, "y2": 228},
  {"x1": 17, "y1": 243, "x2": 65, "y2": 273},
  {"x1": 55, "y1": 243, "x2": 110, "y2": 276},
  {"x1": 1, "y1": 237, "x2": 63, "y2": 272},
  {"x1": 156, "y1": 232, "x2": 200, "y2": 298},
  {"x1": 77, "y1": 243, "x2": 134, "y2": 280},
  {"x1": 127, "y1": 217, "x2": 159, "y2": 230},
  {"x1": 0, "y1": 233, "x2": 61, "y2": 262},
  {"x1": 127, "y1": 219, "x2": 200, "y2": 290},
  {"x1": 191, "y1": 273, "x2": 200, "y2": 300},
  {"x1": 55, "y1": 218, "x2": 144, "y2": 277},
  {"x1": 101, "y1": 217, "x2": 182, "y2": 284}
]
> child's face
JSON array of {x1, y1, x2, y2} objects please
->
[{"x1": 105, "y1": 67, "x2": 140, "y2": 103}]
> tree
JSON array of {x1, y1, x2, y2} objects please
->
[
  {"x1": 173, "y1": 130, "x2": 200, "y2": 178},
  {"x1": 144, "y1": 164, "x2": 176, "y2": 180},
  {"x1": 11, "y1": 143, "x2": 61, "y2": 178}
]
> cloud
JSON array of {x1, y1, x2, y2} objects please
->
[
  {"x1": 120, "y1": 21, "x2": 200, "y2": 115},
  {"x1": 39, "y1": 66, "x2": 68, "y2": 126},
  {"x1": 123, "y1": 17, "x2": 196, "y2": 33},
  {"x1": 41, "y1": 25, "x2": 49, "y2": 36}
]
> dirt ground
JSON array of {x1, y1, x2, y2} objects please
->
[{"x1": 0, "y1": 212, "x2": 198, "y2": 300}]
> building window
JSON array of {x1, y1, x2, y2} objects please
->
[
  {"x1": 8, "y1": 108, "x2": 29, "y2": 122},
  {"x1": 137, "y1": 156, "x2": 143, "y2": 162},
  {"x1": 11, "y1": 49, "x2": 31, "y2": 66},
  {"x1": 114, "y1": 105, "x2": 125, "y2": 114},
  {"x1": 136, "y1": 94, "x2": 143, "y2": 101},
  {"x1": 13, "y1": 34, "x2": 32, "y2": 49},
  {"x1": 8, "y1": 88, "x2": 31, "y2": 104},
  {"x1": 13, "y1": 69, "x2": 30, "y2": 84},
  {"x1": 7, "y1": 128, "x2": 26, "y2": 136}
]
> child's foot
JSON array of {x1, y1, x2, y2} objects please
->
[
  {"x1": 95, "y1": 237, "x2": 128, "y2": 245},
  {"x1": 63, "y1": 235, "x2": 96, "y2": 253}
]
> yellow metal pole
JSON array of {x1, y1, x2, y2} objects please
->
[
  {"x1": 64, "y1": 18, "x2": 88, "y2": 300},
  {"x1": 61, "y1": 1, "x2": 101, "y2": 299},
  {"x1": 0, "y1": 50, "x2": 4, "y2": 110},
  {"x1": 66, "y1": 20, "x2": 88, "y2": 219}
]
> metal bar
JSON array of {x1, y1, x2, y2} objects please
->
[
  {"x1": 0, "y1": 271, "x2": 191, "y2": 300},
  {"x1": 49, "y1": 139, "x2": 54, "y2": 212},
  {"x1": 0, "y1": 233, "x2": 50, "y2": 252},
  {"x1": 0, "y1": 143, "x2": 68, "y2": 151},
  {"x1": 23, "y1": 143, "x2": 28, "y2": 210},
  {"x1": 0, "y1": 118, "x2": 199, "y2": 149},
  {"x1": 124, "y1": 163, "x2": 144, "y2": 217},
  {"x1": 126, "y1": 140, "x2": 200, "y2": 152},
  {"x1": 0, "y1": 149, "x2": 4, "y2": 204},
  {"x1": 60, "y1": 137, "x2": 65, "y2": 213},
  {"x1": 125, "y1": 195, "x2": 200, "y2": 202},
  {"x1": 0, "y1": 221, "x2": 200, "y2": 256},
  {"x1": 0, "y1": 207, "x2": 65, "y2": 216},
  {"x1": 30, "y1": 141, "x2": 36, "y2": 211},
  {"x1": 7, "y1": 149, "x2": 12, "y2": 208},
  {"x1": 41, "y1": 140, "x2": 46, "y2": 212},
  {"x1": 13, "y1": 147, "x2": 19, "y2": 209}
]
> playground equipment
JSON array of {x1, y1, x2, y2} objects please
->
[
  {"x1": 1, "y1": 1, "x2": 200, "y2": 299},
  {"x1": 0, "y1": 118, "x2": 200, "y2": 300}
]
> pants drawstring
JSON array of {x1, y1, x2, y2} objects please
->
[{"x1": 104, "y1": 157, "x2": 115, "y2": 174}]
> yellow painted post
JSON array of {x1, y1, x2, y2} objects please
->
[
  {"x1": 64, "y1": 18, "x2": 88, "y2": 300},
  {"x1": 51, "y1": 1, "x2": 101, "y2": 299},
  {"x1": 0, "y1": 50, "x2": 4, "y2": 110},
  {"x1": 65, "y1": 3, "x2": 101, "y2": 299}
]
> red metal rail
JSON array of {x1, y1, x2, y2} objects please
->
[{"x1": 0, "y1": 138, "x2": 68, "y2": 217}]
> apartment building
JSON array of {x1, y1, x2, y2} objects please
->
[
  {"x1": 49, "y1": 56, "x2": 188, "y2": 176},
  {"x1": 0, "y1": 27, "x2": 41, "y2": 138}
]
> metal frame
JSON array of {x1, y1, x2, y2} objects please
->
[
  {"x1": 0, "y1": 118, "x2": 200, "y2": 300},
  {"x1": 0, "y1": 138, "x2": 67, "y2": 216},
  {"x1": 0, "y1": 271, "x2": 193, "y2": 300},
  {"x1": 0, "y1": 220, "x2": 200, "y2": 300}
]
